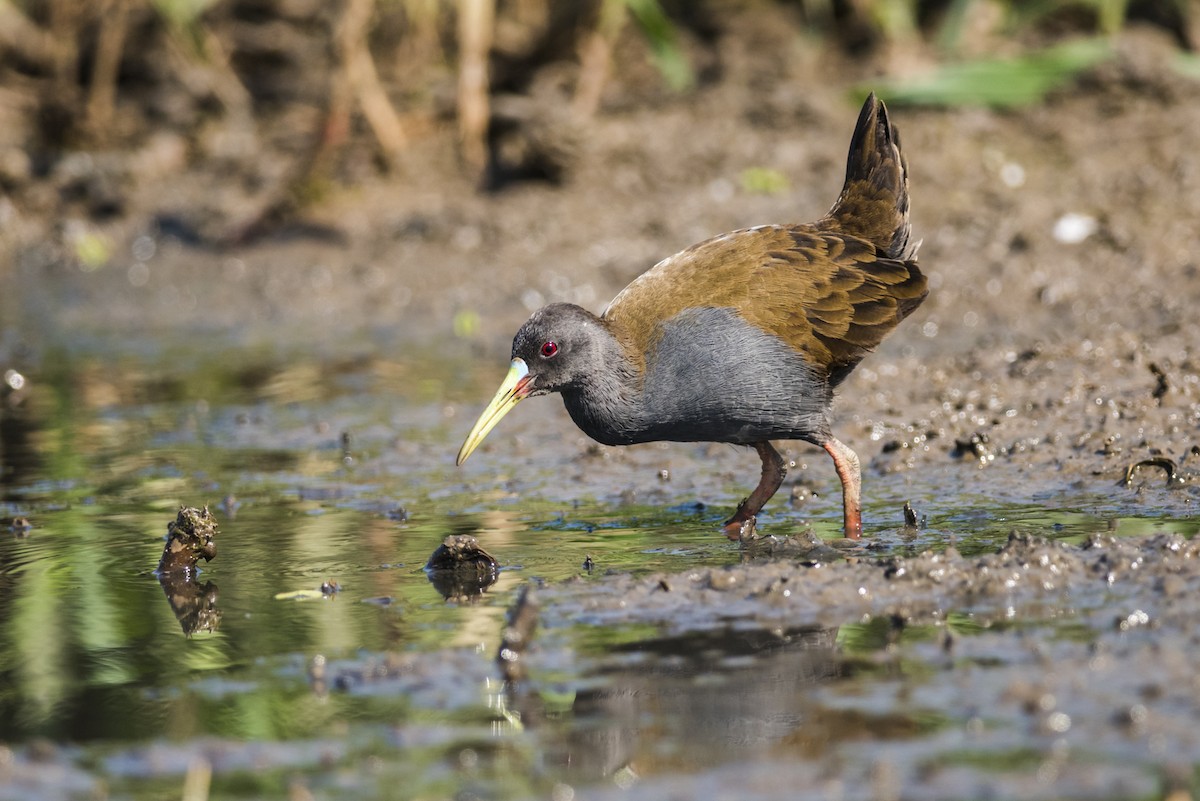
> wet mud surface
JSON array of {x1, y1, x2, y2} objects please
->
[
  {"x1": 504, "y1": 532, "x2": 1200, "y2": 799},
  {"x1": 2, "y1": 20, "x2": 1200, "y2": 801}
]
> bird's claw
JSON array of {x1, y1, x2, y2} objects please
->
[{"x1": 722, "y1": 513, "x2": 758, "y2": 542}]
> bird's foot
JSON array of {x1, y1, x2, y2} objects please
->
[{"x1": 722, "y1": 505, "x2": 758, "y2": 541}]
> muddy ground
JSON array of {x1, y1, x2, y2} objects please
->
[
  {"x1": 2, "y1": 14, "x2": 1200, "y2": 799},
  {"x1": 521, "y1": 530, "x2": 1200, "y2": 799}
]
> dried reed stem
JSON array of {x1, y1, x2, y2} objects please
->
[
  {"x1": 338, "y1": 0, "x2": 407, "y2": 166},
  {"x1": 573, "y1": 0, "x2": 627, "y2": 118},
  {"x1": 86, "y1": 0, "x2": 132, "y2": 141},
  {"x1": 457, "y1": 0, "x2": 494, "y2": 170}
]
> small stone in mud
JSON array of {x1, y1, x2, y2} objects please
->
[
  {"x1": 952, "y1": 432, "x2": 994, "y2": 464},
  {"x1": 1149, "y1": 362, "x2": 1169, "y2": 401},
  {"x1": 1111, "y1": 703, "x2": 1149, "y2": 734},
  {"x1": 157, "y1": 505, "x2": 218, "y2": 575},
  {"x1": 1156, "y1": 573, "x2": 1186, "y2": 597},
  {"x1": 425, "y1": 535, "x2": 499, "y2": 599},
  {"x1": 707, "y1": 569, "x2": 739, "y2": 591},
  {"x1": 387, "y1": 506, "x2": 409, "y2": 523}
]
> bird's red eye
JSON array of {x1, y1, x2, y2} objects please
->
[{"x1": 540, "y1": 341, "x2": 559, "y2": 358}]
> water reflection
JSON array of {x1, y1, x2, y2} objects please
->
[
  {"x1": 1, "y1": 344, "x2": 1196, "y2": 800},
  {"x1": 1, "y1": 368, "x2": 43, "y2": 497},
  {"x1": 159, "y1": 576, "x2": 222, "y2": 635},
  {"x1": 511, "y1": 626, "x2": 842, "y2": 782}
]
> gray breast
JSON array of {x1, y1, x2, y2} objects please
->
[{"x1": 636, "y1": 307, "x2": 833, "y2": 445}]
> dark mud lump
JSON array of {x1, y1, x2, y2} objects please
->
[{"x1": 157, "y1": 505, "x2": 219, "y2": 575}]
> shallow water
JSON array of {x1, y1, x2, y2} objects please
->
[{"x1": 1, "y1": 346, "x2": 1196, "y2": 800}]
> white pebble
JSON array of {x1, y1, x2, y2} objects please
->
[{"x1": 1053, "y1": 213, "x2": 1097, "y2": 244}]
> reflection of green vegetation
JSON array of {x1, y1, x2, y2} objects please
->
[
  {"x1": 3, "y1": 344, "x2": 1199, "y2": 800},
  {"x1": 835, "y1": 614, "x2": 997, "y2": 680},
  {"x1": 838, "y1": 620, "x2": 931, "y2": 682},
  {"x1": 104, "y1": 715, "x2": 548, "y2": 801},
  {"x1": 945, "y1": 610, "x2": 986, "y2": 636},
  {"x1": 939, "y1": 746, "x2": 1045, "y2": 771},
  {"x1": 569, "y1": 621, "x2": 663, "y2": 655},
  {"x1": 0, "y1": 344, "x2": 726, "y2": 743},
  {"x1": 836, "y1": 617, "x2": 894, "y2": 654},
  {"x1": 836, "y1": 616, "x2": 945, "y2": 652},
  {"x1": 1051, "y1": 620, "x2": 1098, "y2": 643}
]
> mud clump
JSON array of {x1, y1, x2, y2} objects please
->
[
  {"x1": 535, "y1": 532, "x2": 1200, "y2": 635},
  {"x1": 511, "y1": 531, "x2": 1200, "y2": 800},
  {"x1": 157, "y1": 505, "x2": 218, "y2": 576},
  {"x1": 424, "y1": 535, "x2": 500, "y2": 600},
  {"x1": 153, "y1": 506, "x2": 222, "y2": 635}
]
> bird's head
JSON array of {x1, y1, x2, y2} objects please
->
[{"x1": 456, "y1": 303, "x2": 603, "y2": 465}]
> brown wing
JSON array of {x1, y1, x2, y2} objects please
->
[
  {"x1": 752, "y1": 226, "x2": 926, "y2": 381},
  {"x1": 603, "y1": 224, "x2": 926, "y2": 381}
]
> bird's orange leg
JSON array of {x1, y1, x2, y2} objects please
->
[
  {"x1": 822, "y1": 437, "x2": 862, "y2": 539},
  {"x1": 723, "y1": 441, "x2": 786, "y2": 540}
]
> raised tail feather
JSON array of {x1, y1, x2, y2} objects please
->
[{"x1": 824, "y1": 93, "x2": 916, "y2": 261}]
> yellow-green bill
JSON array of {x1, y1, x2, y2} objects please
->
[{"x1": 456, "y1": 358, "x2": 530, "y2": 465}]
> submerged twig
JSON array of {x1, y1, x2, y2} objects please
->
[{"x1": 1122, "y1": 457, "x2": 1179, "y2": 488}]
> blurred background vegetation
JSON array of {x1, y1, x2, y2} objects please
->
[{"x1": 0, "y1": 0, "x2": 1195, "y2": 246}]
